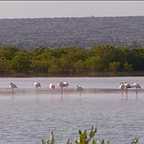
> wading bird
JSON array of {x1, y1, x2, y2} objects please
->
[
  {"x1": 58, "y1": 81, "x2": 69, "y2": 95},
  {"x1": 49, "y1": 83, "x2": 56, "y2": 89},
  {"x1": 33, "y1": 82, "x2": 41, "y2": 88},
  {"x1": 130, "y1": 82, "x2": 141, "y2": 89},
  {"x1": 76, "y1": 85, "x2": 83, "y2": 91},
  {"x1": 9, "y1": 82, "x2": 17, "y2": 89},
  {"x1": 58, "y1": 81, "x2": 69, "y2": 88},
  {"x1": 119, "y1": 82, "x2": 131, "y2": 90}
]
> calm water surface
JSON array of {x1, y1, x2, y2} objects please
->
[{"x1": 0, "y1": 77, "x2": 144, "y2": 144}]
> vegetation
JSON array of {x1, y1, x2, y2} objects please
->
[
  {"x1": 0, "y1": 44, "x2": 144, "y2": 76},
  {"x1": 1, "y1": 17, "x2": 144, "y2": 48},
  {"x1": 41, "y1": 126, "x2": 139, "y2": 144}
]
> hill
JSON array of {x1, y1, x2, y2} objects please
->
[{"x1": 0, "y1": 16, "x2": 144, "y2": 48}]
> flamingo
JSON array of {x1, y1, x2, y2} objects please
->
[
  {"x1": 33, "y1": 82, "x2": 41, "y2": 88},
  {"x1": 58, "y1": 81, "x2": 69, "y2": 88},
  {"x1": 76, "y1": 85, "x2": 83, "y2": 91},
  {"x1": 58, "y1": 81, "x2": 69, "y2": 95},
  {"x1": 124, "y1": 82, "x2": 131, "y2": 88},
  {"x1": 49, "y1": 83, "x2": 56, "y2": 89},
  {"x1": 9, "y1": 82, "x2": 17, "y2": 89},
  {"x1": 130, "y1": 82, "x2": 141, "y2": 89},
  {"x1": 119, "y1": 81, "x2": 131, "y2": 90},
  {"x1": 119, "y1": 82, "x2": 125, "y2": 90}
]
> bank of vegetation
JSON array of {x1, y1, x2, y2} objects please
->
[
  {"x1": 41, "y1": 126, "x2": 139, "y2": 144},
  {"x1": 0, "y1": 44, "x2": 144, "y2": 77}
]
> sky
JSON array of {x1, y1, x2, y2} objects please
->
[{"x1": 0, "y1": 1, "x2": 144, "y2": 18}]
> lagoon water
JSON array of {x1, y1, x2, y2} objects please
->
[{"x1": 0, "y1": 77, "x2": 144, "y2": 144}]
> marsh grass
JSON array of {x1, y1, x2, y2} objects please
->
[{"x1": 41, "y1": 126, "x2": 139, "y2": 144}]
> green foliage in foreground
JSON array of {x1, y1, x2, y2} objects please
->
[
  {"x1": 0, "y1": 44, "x2": 144, "y2": 76},
  {"x1": 41, "y1": 126, "x2": 139, "y2": 144}
]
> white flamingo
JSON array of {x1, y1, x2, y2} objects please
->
[
  {"x1": 33, "y1": 82, "x2": 41, "y2": 88},
  {"x1": 58, "y1": 81, "x2": 69, "y2": 88},
  {"x1": 119, "y1": 82, "x2": 130, "y2": 89},
  {"x1": 49, "y1": 83, "x2": 56, "y2": 89},
  {"x1": 130, "y1": 82, "x2": 141, "y2": 89},
  {"x1": 76, "y1": 85, "x2": 83, "y2": 91},
  {"x1": 58, "y1": 81, "x2": 69, "y2": 95},
  {"x1": 119, "y1": 82, "x2": 125, "y2": 90},
  {"x1": 9, "y1": 82, "x2": 17, "y2": 89}
]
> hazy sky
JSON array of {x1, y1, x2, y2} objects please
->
[{"x1": 0, "y1": 1, "x2": 144, "y2": 18}]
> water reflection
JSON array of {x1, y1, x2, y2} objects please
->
[
  {"x1": 1, "y1": 88, "x2": 143, "y2": 104},
  {"x1": 10, "y1": 91, "x2": 16, "y2": 103},
  {"x1": 0, "y1": 89, "x2": 143, "y2": 144},
  {"x1": 120, "y1": 88, "x2": 141, "y2": 101}
]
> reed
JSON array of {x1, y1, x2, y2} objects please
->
[{"x1": 41, "y1": 126, "x2": 139, "y2": 144}]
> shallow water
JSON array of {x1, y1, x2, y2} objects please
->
[{"x1": 0, "y1": 77, "x2": 144, "y2": 144}]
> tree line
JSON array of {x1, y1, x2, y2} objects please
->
[{"x1": 0, "y1": 44, "x2": 144, "y2": 76}]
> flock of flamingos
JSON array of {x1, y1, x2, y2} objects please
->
[
  {"x1": 119, "y1": 82, "x2": 141, "y2": 90},
  {"x1": 8, "y1": 81, "x2": 83, "y2": 91},
  {"x1": 8, "y1": 81, "x2": 142, "y2": 92}
]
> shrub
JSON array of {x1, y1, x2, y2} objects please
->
[{"x1": 41, "y1": 126, "x2": 139, "y2": 144}]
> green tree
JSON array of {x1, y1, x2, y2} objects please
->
[
  {"x1": 31, "y1": 60, "x2": 49, "y2": 74},
  {"x1": 123, "y1": 62, "x2": 133, "y2": 72},
  {"x1": 73, "y1": 60, "x2": 85, "y2": 74},
  {"x1": 84, "y1": 56, "x2": 104, "y2": 72},
  {"x1": 0, "y1": 57, "x2": 11, "y2": 74},
  {"x1": 109, "y1": 61, "x2": 120, "y2": 73},
  {"x1": 11, "y1": 52, "x2": 31, "y2": 73}
]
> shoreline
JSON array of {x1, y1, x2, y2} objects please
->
[{"x1": 0, "y1": 72, "x2": 144, "y2": 78}]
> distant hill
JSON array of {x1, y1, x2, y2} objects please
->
[{"x1": 0, "y1": 16, "x2": 144, "y2": 48}]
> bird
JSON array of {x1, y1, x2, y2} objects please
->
[
  {"x1": 9, "y1": 82, "x2": 17, "y2": 89},
  {"x1": 33, "y1": 82, "x2": 41, "y2": 88},
  {"x1": 124, "y1": 82, "x2": 131, "y2": 88},
  {"x1": 119, "y1": 82, "x2": 125, "y2": 90},
  {"x1": 58, "y1": 81, "x2": 69, "y2": 88},
  {"x1": 76, "y1": 85, "x2": 83, "y2": 91},
  {"x1": 119, "y1": 81, "x2": 131, "y2": 90},
  {"x1": 130, "y1": 82, "x2": 141, "y2": 89},
  {"x1": 58, "y1": 81, "x2": 69, "y2": 95},
  {"x1": 49, "y1": 83, "x2": 56, "y2": 89}
]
